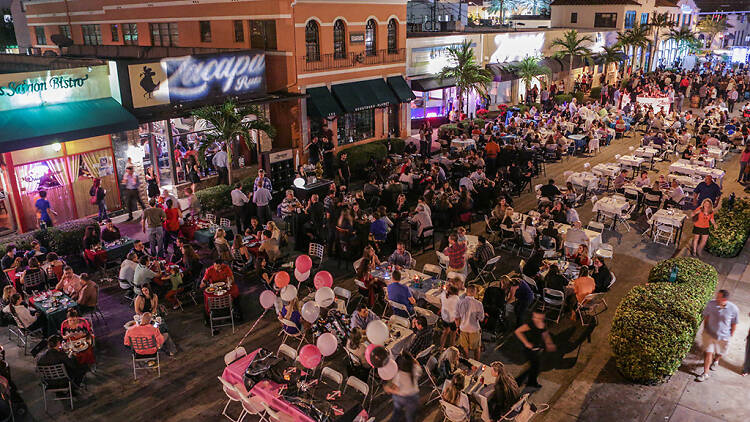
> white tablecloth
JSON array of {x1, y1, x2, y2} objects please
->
[
  {"x1": 618, "y1": 155, "x2": 645, "y2": 168},
  {"x1": 567, "y1": 134, "x2": 586, "y2": 141},
  {"x1": 384, "y1": 323, "x2": 413, "y2": 355},
  {"x1": 636, "y1": 96, "x2": 671, "y2": 114},
  {"x1": 706, "y1": 147, "x2": 727, "y2": 161},
  {"x1": 669, "y1": 162, "x2": 725, "y2": 185},
  {"x1": 451, "y1": 139, "x2": 476, "y2": 150},
  {"x1": 648, "y1": 208, "x2": 687, "y2": 228},
  {"x1": 592, "y1": 163, "x2": 621, "y2": 178},
  {"x1": 634, "y1": 147, "x2": 659, "y2": 159},
  {"x1": 691, "y1": 156, "x2": 716, "y2": 168},
  {"x1": 557, "y1": 224, "x2": 602, "y2": 257},
  {"x1": 592, "y1": 196, "x2": 630, "y2": 216},
  {"x1": 566, "y1": 171, "x2": 599, "y2": 191},
  {"x1": 666, "y1": 174, "x2": 701, "y2": 190}
]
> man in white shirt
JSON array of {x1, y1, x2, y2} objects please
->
[
  {"x1": 411, "y1": 205, "x2": 433, "y2": 244},
  {"x1": 212, "y1": 148, "x2": 228, "y2": 185},
  {"x1": 564, "y1": 221, "x2": 590, "y2": 245},
  {"x1": 456, "y1": 285, "x2": 484, "y2": 360},
  {"x1": 230, "y1": 183, "x2": 249, "y2": 232},
  {"x1": 666, "y1": 180, "x2": 685, "y2": 208},
  {"x1": 133, "y1": 256, "x2": 158, "y2": 288},
  {"x1": 119, "y1": 252, "x2": 138, "y2": 284},
  {"x1": 459, "y1": 176, "x2": 475, "y2": 193}
]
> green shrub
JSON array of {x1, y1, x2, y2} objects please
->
[
  {"x1": 609, "y1": 257, "x2": 717, "y2": 384},
  {"x1": 589, "y1": 86, "x2": 601, "y2": 101},
  {"x1": 338, "y1": 141, "x2": 388, "y2": 180},
  {"x1": 196, "y1": 184, "x2": 232, "y2": 213},
  {"x1": 380, "y1": 138, "x2": 406, "y2": 155},
  {"x1": 471, "y1": 118, "x2": 485, "y2": 127},
  {"x1": 0, "y1": 217, "x2": 95, "y2": 258},
  {"x1": 438, "y1": 123, "x2": 459, "y2": 138},
  {"x1": 706, "y1": 198, "x2": 750, "y2": 257},
  {"x1": 573, "y1": 91, "x2": 585, "y2": 104},
  {"x1": 554, "y1": 94, "x2": 573, "y2": 104}
]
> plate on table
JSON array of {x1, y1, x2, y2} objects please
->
[
  {"x1": 47, "y1": 306, "x2": 58, "y2": 312},
  {"x1": 206, "y1": 287, "x2": 217, "y2": 293},
  {"x1": 52, "y1": 291, "x2": 63, "y2": 297},
  {"x1": 124, "y1": 320, "x2": 137, "y2": 329},
  {"x1": 214, "y1": 289, "x2": 227, "y2": 296},
  {"x1": 213, "y1": 282, "x2": 226, "y2": 288}
]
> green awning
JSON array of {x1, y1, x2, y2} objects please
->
[
  {"x1": 0, "y1": 98, "x2": 138, "y2": 153},
  {"x1": 366, "y1": 78, "x2": 399, "y2": 108},
  {"x1": 387, "y1": 76, "x2": 416, "y2": 103},
  {"x1": 331, "y1": 80, "x2": 381, "y2": 113},
  {"x1": 410, "y1": 76, "x2": 456, "y2": 92},
  {"x1": 306, "y1": 86, "x2": 342, "y2": 119}
]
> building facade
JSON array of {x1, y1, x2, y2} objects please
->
[{"x1": 22, "y1": 0, "x2": 412, "y2": 169}]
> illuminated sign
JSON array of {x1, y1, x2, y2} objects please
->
[
  {"x1": 128, "y1": 51, "x2": 266, "y2": 109},
  {"x1": 0, "y1": 66, "x2": 113, "y2": 112}
]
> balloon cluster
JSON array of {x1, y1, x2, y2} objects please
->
[{"x1": 365, "y1": 320, "x2": 398, "y2": 380}]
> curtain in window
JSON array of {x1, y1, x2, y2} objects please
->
[
  {"x1": 81, "y1": 150, "x2": 111, "y2": 179},
  {"x1": 68, "y1": 154, "x2": 82, "y2": 180},
  {"x1": 46, "y1": 158, "x2": 66, "y2": 186}
]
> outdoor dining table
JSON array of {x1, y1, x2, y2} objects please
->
[
  {"x1": 634, "y1": 146, "x2": 659, "y2": 159},
  {"x1": 384, "y1": 320, "x2": 413, "y2": 356},
  {"x1": 669, "y1": 162, "x2": 725, "y2": 185},
  {"x1": 591, "y1": 163, "x2": 621, "y2": 178},
  {"x1": 194, "y1": 227, "x2": 234, "y2": 245},
  {"x1": 648, "y1": 208, "x2": 688, "y2": 245},
  {"x1": 223, "y1": 349, "x2": 367, "y2": 422},
  {"x1": 29, "y1": 290, "x2": 78, "y2": 334},
  {"x1": 567, "y1": 134, "x2": 587, "y2": 153},
  {"x1": 617, "y1": 155, "x2": 645, "y2": 170},
  {"x1": 104, "y1": 237, "x2": 136, "y2": 261},
  {"x1": 566, "y1": 171, "x2": 599, "y2": 191},
  {"x1": 706, "y1": 146, "x2": 727, "y2": 161},
  {"x1": 666, "y1": 174, "x2": 701, "y2": 192},
  {"x1": 690, "y1": 156, "x2": 716, "y2": 168}
]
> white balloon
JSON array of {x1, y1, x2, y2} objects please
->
[
  {"x1": 294, "y1": 269, "x2": 311, "y2": 282},
  {"x1": 378, "y1": 359, "x2": 398, "y2": 380},
  {"x1": 316, "y1": 332, "x2": 338, "y2": 357},
  {"x1": 280, "y1": 285, "x2": 298, "y2": 302},
  {"x1": 583, "y1": 162, "x2": 590, "y2": 169},
  {"x1": 314, "y1": 286, "x2": 335, "y2": 307},
  {"x1": 629, "y1": 146, "x2": 634, "y2": 151},
  {"x1": 301, "y1": 301, "x2": 320, "y2": 323},
  {"x1": 366, "y1": 320, "x2": 389, "y2": 345},
  {"x1": 259, "y1": 290, "x2": 276, "y2": 310},
  {"x1": 615, "y1": 154, "x2": 621, "y2": 160}
]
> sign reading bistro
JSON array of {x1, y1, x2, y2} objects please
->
[{"x1": 0, "y1": 65, "x2": 113, "y2": 112}]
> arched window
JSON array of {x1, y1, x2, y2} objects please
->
[
  {"x1": 365, "y1": 19, "x2": 377, "y2": 56},
  {"x1": 387, "y1": 19, "x2": 397, "y2": 54},
  {"x1": 333, "y1": 19, "x2": 346, "y2": 59},
  {"x1": 305, "y1": 20, "x2": 320, "y2": 62}
]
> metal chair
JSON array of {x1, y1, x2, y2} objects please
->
[
  {"x1": 333, "y1": 286, "x2": 352, "y2": 310},
  {"x1": 388, "y1": 300, "x2": 414, "y2": 319},
  {"x1": 206, "y1": 213, "x2": 217, "y2": 224},
  {"x1": 119, "y1": 278, "x2": 137, "y2": 304},
  {"x1": 577, "y1": 293, "x2": 608, "y2": 326},
  {"x1": 435, "y1": 251, "x2": 450, "y2": 276},
  {"x1": 595, "y1": 244, "x2": 614, "y2": 260},
  {"x1": 475, "y1": 255, "x2": 501, "y2": 285},
  {"x1": 224, "y1": 346, "x2": 247, "y2": 366},
  {"x1": 414, "y1": 344, "x2": 435, "y2": 363},
  {"x1": 586, "y1": 221, "x2": 605, "y2": 234},
  {"x1": 21, "y1": 270, "x2": 46, "y2": 295},
  {"x1": 319, "y1": 367, "x2": 344, "y2": 389},
  {"x1": 653, "y1": 219, "x2": 676, "y2": 246},
  {"x1": 82, "y1": 284, "x2": 107, "y2": 328},
  {"x1": 277, "y1": 343, "x2": 298, "y2": 362},
  {"x1": 415, "y1": 226, "x2": 435, "y2": 253},
  {"x1": 220, "y1": 218, "x2": 232, "y2": 229},
  {"x1": 499, "y1": 224, "x2": 517, "y2": 253},
  {"x1": 218, "y1": 376, "x2": 246, "y2": 422},
  {"x1": 308, "y1": 243, "x2": 325, "y2": 270},
  {"x1": 541, "y1": 288, "x2": 565, "y2": 323},
  {"x1": 238, "y1": 394, "x2": 268, "y2": 422},
  {"x1": 278, "y1": 319, "x2": 305, "y2": 351},
  {"x1": 422, "y1": 263, "x2": 443, "y2": 279},
  {"x1": 389, "y1": 314, "x2": 411, "y2": 328},
  {"x1": 9, "y1": 314, "x2": 43, "y2": 356},
  {"x1": 343, "y1": 376, "x2": 369, "y2": 405},
  {"x1": 129, "y1": 335, "x2": 161, "y2": 379},
  {"x1": 209, "y1": 294, "x2": 235, "y2": 335},
  {"x1": 484, "y1": 215, "x2": 500, "y2": 244},
  {"x1": 608, "y1": 272, "x2": 617, "y2": 290},
  {"x1": 440, "y1": 400, "x2": 470, "y2": 422},
  {"x1": 37, "y1": 364, "x2": 74, "y2": 411}
]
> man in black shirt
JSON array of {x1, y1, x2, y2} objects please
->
[
  {"x1": 408, "y1": 316, "x2": 433, "y2": 361},
  {"x1": 305, "y1": 136, "x2": 322, "y2": 165},
  {"x1": 338, "y1": 152, "x2": 351, "y2": 188},
  {"x1": 0, "y1": 245, "x2": 16, "y2": 272},
  {"x1": 321, "y1": 138, "x2": 335, "y2": 178},
  {"x1": 36, "y1": 335, "x2": 86, "y2": 387},
  {"x1": 539, "y1": 179, "x2": 562, "y2": 200}
]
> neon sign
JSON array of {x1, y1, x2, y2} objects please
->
[
  {"x1": 165, "y1": 53, "x2": 265, "y2": 100},
  {"x1": 0, "y1": 66, "x2": 112, "y2": 112},
  {"x1": 0, "y1": 75, "x2": 89, "y2": 97}
]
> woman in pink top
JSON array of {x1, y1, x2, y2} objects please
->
[{"x1": 739, "y1": 144, "x2": 750, "y2": 183}]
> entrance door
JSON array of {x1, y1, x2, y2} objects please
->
[{"x1": 388, "y1": 104, "x2": 400, "y2": 136}]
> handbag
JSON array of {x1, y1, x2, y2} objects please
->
[
  {"x1": 502, "y1": 394, "x2": 549, "y2": 422},
  {"x1": 90, "y1": 196, "x2": 98, "y2": 205}
]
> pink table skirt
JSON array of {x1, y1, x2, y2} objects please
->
[{"x1": 222, "y1": 349, "x2": 260, "y2": 385}]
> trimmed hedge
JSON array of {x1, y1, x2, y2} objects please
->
[
  {"x1": 554, "y1": 94, "x2": 573, "y2": 104},
  {"x1": 337, "y1": 139, "x2": 390, "y2": 181},
  {"x1": 609, "y1": 257, "x2": 718, "y2": 384},
  {"x1": 706, "y1": 197, "x2": 750, "y2": 257},
  {"x1": 589, "y1": 86, "x2": 602, "y2": 101},
  {"x1": 0, "y1": 218, "x2": 93, "y2": 258}
]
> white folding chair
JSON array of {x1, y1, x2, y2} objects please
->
[
  {"x1": 308, "y1": 243, "x2": 325, "y2": 270},
  {"x1": 278, "y1": 319, "x2": 305, "y2": 351},
  {"x1": 389, "y1": 300, "x2": 415, "y2": 318},
  {"x1": 422, "y1": 263, "x2": 443, "y2": 279},
  {"x1": 352, "y1": 257, "x2": 363, "y2": 273},
  {"x1": 595, "y1": 243, "x2": 614, "y2": 259},
  {"x1": 608, "y1": 272, "x2": 617, "y2": 290},
  {"x1": 541, "y1": 288, "x2": 565, "y2": 323},
  {"x1": 577, "y1": 293, "x2": 608, "y2": 326},
  {"x1": 239, "y1": 394, "x2": 268, "y2": 422},
  {"x1": 653, "y1": 220, "x2": 676, "y2": 246},
  {"x1": 218, "y1": 376, "x2": 246, "y2": 422},
  {"x1": 435, "y1": 251, "x2": 450, "y2": 274},
  {"x1": 476, "y1": 255, "x2": 502, "y2": 285},
  {"x1": 415, "y1": 344, "x2": 435, "y2": 362},
  {"x1": 209, "y1": 294, "x2": 235, "y2": 336},
  {"x1": 38, "y1": 364, "x2": 74, "y2": 411},
  {"x1": 224, "y1": 347, "x2": 247, "y2": 366},
  {"x1": 206, "y1": 213, "x2": 217, "y2": 224},
  {"x1": 343, "y1": 376, "x2": 369, "y2": 405},
  {"x1": 389, "y1": 314, "x2": 411, "y2": 328},
  {"x1": 319, "y1": 367, "x2": 344, "y2": 389},
  {"x1": 277, "y1": 343, "x2": 298, "y2": 361},
  {"x1": 333, "y1": 287, "x2": 352, "y2": 310},
  {"x1": 220, "y1": 218, "x2": 232, "y2": 229},
  {"x1": 441, "y1": 399, "x2": 470, "y2": 422},
  {"x1": 586, "y1": 221, "x2": 605, "y2": 234}
]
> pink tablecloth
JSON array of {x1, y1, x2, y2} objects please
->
[{"x1": 222, "y1": 348, "x2": 260, "y2": 385}]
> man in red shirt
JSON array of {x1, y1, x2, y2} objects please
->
[
  {"x1": 485, "y1": 137, "x2": 500, "y2": 177},
  {"x1": 443, "y1": 234, "x2": 467, "y2": 273},
  {"x1": 201, "y1": 259, "x2": 234, "y2": 289},
  {"x1": 124, "y1": 312, "x2": 177, "y2": 356}
]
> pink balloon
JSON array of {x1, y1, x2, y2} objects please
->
[
  {"x1": 365, "y1": 343, "x2": 378, "y2": 367},
  {"x1": 274, "y1": 271, "x2": 290, "y2": 289},
  {"x1": 298, "y1": 344, "x2": 322, "y2": 369},
  {"x1": 296, "y1": 255, "x2": 312, "y2": 273},
  {"x1": 313, "y1": 271, "x2": 333, "y2": 290}
]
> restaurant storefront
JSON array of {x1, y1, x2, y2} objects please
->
[
  {"x1": 0, "y1": 64, "x2": 137, "y2": 233},
  {"x1": 116, "y1": 51, "x2": 299, "y2": 194}
]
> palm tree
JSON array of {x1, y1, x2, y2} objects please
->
[
  {"x1": 488, "y1": 0, "x2": 519, "y2": 24},
  {"x1": 648, "y1": 13, "x2": 673, "y2": 71},
  {"x1": 600, "y1": 45, "x2": 625, "y2": 84},
  {"x1": 550, "y1": 29, "x2": 593, "y2": 93},
  {"x1": 697, "y1": 16, "x2": 731, "y2": 49},
  {"x1": 667, "y1": 27, "x2": 701, "y2": 55},
  {"x1": 191, "y1": 100, "x2": 276, "y2": 184},
  {"x1": 505, "y1": 56, "x2": 550, "y2": 103},
  {"x1": 622, "y1": 23, "x2": 650, "y2": 72},
  {"x1": 437, "y1": 40, "x2": 493, "y2": 116}
]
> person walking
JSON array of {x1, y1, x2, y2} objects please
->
[
  {"x1": 696, "y1": 290, "x2": 739, "y2": 382},
  {"x1": 514, "y1": 309, "x2": 556, "y2": 389},
  {"x1": 89, "y1": 178, "x2": 107, "y2": 222},
  {"x1": 212, "y1": 146, "x2": 228, "y2": 186},
  {"x1": 141, "y1": 199, "x2": 166, "y2": 257},
  {"x1": 690, "y1": 198, "x2": 717, "y2": 258},
  {"x1": 728, "y1": 88, "x2": 738, "y2": 113},
  {"x1": 456, "y1": 285, "x2": 484, "y2": 360},
  {"x1": 383, "y1": 352, "x2": 421, "y2": 422},
  {"x1": 739, "y1": 144, "x2": 750, "y2": 184},
  {"x1": 253, "y1": 179, "x2": 272, "y2": 225},
  {"x1": 145, "y1": 167, "x2": 159, "y2": 199},
  {"x1": 122, "y1": 166, "x2": 145, "y2": 221}
]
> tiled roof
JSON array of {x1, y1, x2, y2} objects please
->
[
  {"x1": 654, "y1": 0, "x2": 679, "y2": 7},
  {"x1": 551, "y1": 0, "x2": 641, "y2": 5}
]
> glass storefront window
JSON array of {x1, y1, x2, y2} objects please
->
[
  {"x1": 138, "y1": 121, "x2": 173, "y2": 188},
  {"x1": 337, "y1": 109, "x2": 375, "y2": 145}
]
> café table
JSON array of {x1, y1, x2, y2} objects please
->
[
  {"x1": 465, "y1": 359, "x2": 497, "y2": 422},
  {"x1": 634, "y1": 146, "x2": 659, "y2": 159},
  {"x1": 567, "y1": 134, "x2": 587, "y2": 153},
  {"x1": 591, "y1": 163, "x2": 621, "y2": 178},
  {"x1": 617, "y1": 155, "x2": 645, "y2": 171},
  {"x1": 690, "y1": 155, "x2": 715, "y2": 168},
  {"x1": 223, "y1": 349, "x2": 366, "y2": 422},
  {"x1": 29, "y1": 290, "x2": 78, "y2": 334},
  {"x1": 648, "y1": 208, "x2": 688, "y2": 244},
  {"x1": 384, "y1": 320, "x2": 413, "y2": 355},
  {"x1": 104, "y1": 237, "x2": 135, "y2": 261},
  {"x1": 706, "y1": 146, "x2": 727, "y2": 161},
  {"x1": 203, "y1": 283, "x2": 239, "y2": 315},
  {"x1": 669, "y1": 161, "x2": 725, "y2": 185},
  {"x1": 566, "y1": 171, "x2": 599, "y2": 191},
  {"x1": 666, "y1": 174, "x2": 701, "y2": 192}
]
